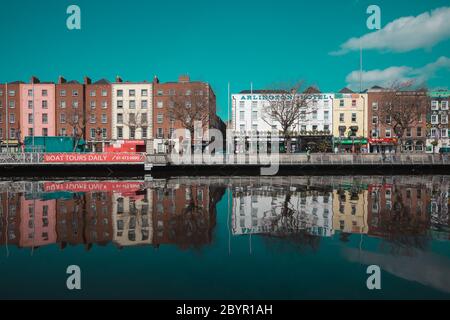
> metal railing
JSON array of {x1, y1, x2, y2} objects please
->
[
  {"x1": 0, "y1": 153, "x2": 44, "y2": 164},
  {"x1": 145, "y1": 153, "x2": 450, "y2": 166}
]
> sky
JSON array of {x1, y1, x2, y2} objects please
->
[{"x1": 0, "y1": 0, "x2": 449, "y2": 121}]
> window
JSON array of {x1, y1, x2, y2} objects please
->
[
  {"x1": 0, "y1": 100, "x2": 2, "y2": 108},
  {"x1": 339, "y1": 113, "x2": 344, "y2": 123},
  {"x1": 90, "y1": 114, "x2": 96, "y2": 124},
  {"x1": 385, "y1": 128, "x2": 392, "y2": 138},
  {"x1": 351, "y1": 113, "x2": 357, "y2": 122},
  {"x1": 101, "y1": 114, "x2": 107, "y2": 124},
  {"x1": 42, "y1": 90, "x2": 48, "y2": 96},
  {"x1": 324, "y1": 111, "x2": 329, "y2": 121},
  {"x1": 416, "y1": 127, "x2": 422, "y2": 137},
  {"x1": 10, "y1": 128, "x2": 16, "y2": 139},
  {"x1": 90, "y1": 128, "x2": 96, "y2": 139},
  {"x1": 0, "y1": 89, "x2": 2, "y2": 96},
  {"x1": 441, "y1": 129, "x2": 448, "y2": 138},
  {"x1": 185, "y1": 101, "x2": 191, "y2": 108},
  {"x1": 72, "y1": 114, "x2": 79, "y2": 123},
  {"x1": 9, "y1": 101, "x2": 15, "y2": 108},
  {"x1": 418, "y1": 113, "x2": 423, "y2": 123},
  {"x1": 251, "y1": 110, "x2": 258, "y2": 121},
  {"x1": 141, "y1": 100, "x2": 148, "y2": 109},
  {"x1": 372, "y1": 116, "x2": 378, "y2": 125},
  {"x1": 431, "y1": 100, "x2": 439, "y2": 110},
  {"x1": 117, "y1": 100, "x2": 123, "y2": 108},
  {"x1": 42, "y1": 128, "x2": 48, "y2": 136},
  {"x1": 339, "y1": 100, "x2": 344, "y2": 107},
  {"x1": 431, "y1": 115, "x2": 439, "y2": 124},
  {"x1": 28, "y1": 128, "x2": 33, "y2": 137},
  {"x1": 102, "y1": 101, "x2": 107, "y2": 109},
  {"x1": 352, "y1": 100, "x2": 356, "y2": 107},
  {"x1": 324, "y1": 100, "x2": 329, "y2": 108},
  {"x1": 312, "y1": 125, "x2": 318, "y2": 131},
  {"x1": 0, "y1": 113, "x2": 2, "y2": 123},
  {"x1": 240, "y1": 110, "x2": 245, "y2": 121},
  {"x1": 42, "y1": 114, "x2": 48, "y2": 124},
  {"x1": 312, "y1": 110, "x2": 317, "y2": 120},
  {"x1": 102, "y1": 128, "x2": 107, "y2": 139},
  {"x1": 116, "y1": 90, "x2": 123, "y2": 97},
  {"x1": 386, "y1": 115, "x2": 392, "y2": 124},
  {"x1": 141, "y1": 89, "x2": 148, "y2": 96},
  {"x1": 60, "y1": 128, "x2": 66, "y2": 136},
  {"x1": 157, "y1": 128, "x2": 163, "y2": 138},
  {"x1": 9, "y1": 113, "x2": 15, "y2": 124},
  {"x1": 129, "y1": 100, "x2": 136, "y2": 109},
  {"x1": 129, "y1": 113, "x2": 136, "y2": 124},
  {"x1": 431, "y1": 128, "x2": 437, "y2": 138},
  {"x1": 252, "y1": 124, "x2": 258, "y2": 131},
  {"x1": 141, "y1": 113, "x2": 147, "y2": 123},
  {"x1": 372, "y1": 101, "x2": 378, "y2": 110},
  {"x1": 117, "y1": 113, "x2": 123, "y2": 124},
  {"x1": 9, "y1": 90, "x2": 16, "y2": 97},
  {"x1": 130, "y1": 127, "x2": 136, "y2": 139},
  {"x1": 324, "y1": 125, "x2": 330, "y2": 131},
  {"x1": 101, "y1": 90, "x2": 107, "y2": 97},
  {"x1": 90, "y1": 101, "x2": 96, "y2": 109},
  {"x1": 442, "y1": 101, "x2": 449, "y2": 110},
  {"x1": 90, "y1": 90, "x2": 96, "y2": 97},
  {"x1": 129, "y1": 89, "x2": 136, "y2": 97},
  {"x1": 157, "y1": 113, "x2": 163, "y2": 124},
  {"x1": 142, "y1": 127, "x2": 147, "y2": 139},
  {"x1": 72, "y1": 101, "x2": 79, "y2": 108},
  {"x1": 72, "y1": 90, "x2": 79, "y2": 97},
  {"x1": 157, "y1": 90, "x2": 164, "y2": 96},
  {"x1": 60, "y1": 90, "x2": 66, "y2": 97},
  {"x1": 441, "y1": 114, "x2": 448, "y2": 124},
  {"x1": 60, "y1": 113, "x2": 66, "y2": 124},
  {"x1": 28, "y1": 101, "x2": 34, "y2": 109},
  {"x1": 371, "y1": 129, "x2": 379, "y2": 138},
  {"x1": 42, "y1": 100, "x2": 48, "y2": 109},
  {"x1": 186, "y1": 90, "x2": 192, "y2": 96},
  {"x1": 117, "y1": 127, "x2": 123, "y2": 139},
  {"x1": 406, "y1": 128, "x2": 412, "y2": 137}
]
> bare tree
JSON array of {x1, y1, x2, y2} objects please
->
[
  {"x1": 374, "y1": 81, "x2": 428, "y2": 153},
  {"x1": 119, "y1": 109, "x2": 149, "y2": 140},
  {"x1": 63, "y1": 107, "x2": 85, "y2": 151},
  {"x1": 261, "y1": 82, "x2": 315, "y2": 153},
  {"x1": 169, "y1": 90, "x2": 211, "y2": 152}
]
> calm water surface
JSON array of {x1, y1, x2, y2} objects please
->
[{"x1": 1, "y1": 175, "x2": 450, "y2": 299}]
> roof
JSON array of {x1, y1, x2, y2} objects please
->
[
  {"x1": 239, "y1": 89, "x2": 289, "y2": 94},
  {"x1": 339, "y1": 87, "x2": 354, "y2": 93},
  {"x1": 93, "y1": 78, "x2": 110, "y2": 85},
  {"x1": 303, "y1": 86, "x2": 321, "y2": 94}
]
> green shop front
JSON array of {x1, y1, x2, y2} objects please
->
[{"x1": 334, "y1": 137, "x2": 368, "y2": 153}]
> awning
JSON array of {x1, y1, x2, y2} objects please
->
[{"x1": 334, "y1": 138, "x2": 368, "y2": 145}]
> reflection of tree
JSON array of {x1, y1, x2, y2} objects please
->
[
  {"x1": 262, "y1": 231, "x2": 321, "y2": 253},
  {"x1": 377, "y1": 191, "x2": 431, "y2": 256}
]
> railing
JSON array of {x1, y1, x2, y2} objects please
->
[
  {"x1": 0, "y1": 153, "x2": 44, "y2": 164},
  {"x1": 145, "y1": 153, "x2": 450, "y2": 166}
]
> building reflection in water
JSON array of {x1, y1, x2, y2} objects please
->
[{"x1": 0, "y1": 176, "x2": 449, "y2": 253}]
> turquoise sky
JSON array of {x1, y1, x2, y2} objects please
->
[{"x1": 1, "y1": 0, "x2": 449, "y2": 120}]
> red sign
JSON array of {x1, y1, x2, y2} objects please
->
[
  {"x1": 43, "y1": 181, "x2": 144, "y2": 193},
  {"x1": 368, "y1": 138, "x2": 398, "y2": 144},
  {"x1": 43, "y1": 153, "x2": 145, "y2": 163}
]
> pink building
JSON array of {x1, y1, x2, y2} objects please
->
[
  {"x1": 20, "y1": 77, "x2": 56, "y2": 138},
  {"x1": 19, "y1": 196, "x2": 57, "y2": 248}
]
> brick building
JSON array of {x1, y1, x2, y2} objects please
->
[
  {"x1": 0, "y1": 81, "x2": 22, "y2": 152},
  {"x1": 426, "y1": 90, "x2": 450, "y2": 153},
  {"x1": 55, "y1": 77, "x2": 85, "y2": 139},
  {"x1": 84, "y1": 78, "x2": 112, "y2": 152}
]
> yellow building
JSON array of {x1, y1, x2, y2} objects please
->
[
  {"x1": 332, "y1": 188, "x2": 369, "y2": 234},
  {"x1": 333, "y1": 88, "x2": 369, "y2": 153}
]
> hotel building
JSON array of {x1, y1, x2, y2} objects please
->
[{"x1": 427, "y1": 90, "x2": 450, "y2": 153}]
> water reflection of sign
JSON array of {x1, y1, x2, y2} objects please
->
[
  {"x1": 44, "y1": 153, "x2": 145, "y2": 163},
  {"x1": 43, "y1": 181, "x2": 144, "y2": 193}
]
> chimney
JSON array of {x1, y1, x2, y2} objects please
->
[
  {"x1": 116, "y1": 76, "x2": 123, "y2": 83},
  {"x1": 83, "y1": 76, "x2": 91, "y2": 85},
  {"x1": 153, "y1": 75, "x2": 160, "y2": 84},
  {"x1": 30, "y1": 76, "x2": 40, "y2": 84},
  {"x1": 58, "y1": 76, "x2": 66, "y2": 84},
  {"x1": 178, "y1": 75, "x2": 190, "y2": 83}
]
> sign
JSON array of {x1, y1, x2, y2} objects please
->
[
  {"x1": 44, "y1": 153, "x2": 145, "y2": 163},
  {"x1": 238, "y1": 93, "x2": 333, "y2": 101},
  {"x1": 334, "y1": 138, "x2": 368, "y2": 145},
  {"x1": 368, "y1": 138, "x2": 398, "y2": 144},
  {"x1": 43, "y1": 181, "x2": 144, "y2": 193}
]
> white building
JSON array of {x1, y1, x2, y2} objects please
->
[
  {"x1": 232, "y1": 186, "x2": 334, "y2": 237},
  {"x1": 111, "y1": 79, "x2": 153, "y2": 142},
  {"x1": 232, "y1": 90, "x2": 333, "y2": 133}
]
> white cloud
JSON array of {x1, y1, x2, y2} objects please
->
[
  {"x1": 345, "y1": 56, "x2": 450, "y2": 90},
  {"x1": 331, "y1": 7, "x2": 450, "y2": 55}
]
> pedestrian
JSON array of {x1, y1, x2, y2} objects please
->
[{"x1": 307, "y1": 148, "x2": 311, "y2": 162}]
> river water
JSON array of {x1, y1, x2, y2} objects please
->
[{"x1": 0, "y1": 175, "x2": 449, "y2": 299}]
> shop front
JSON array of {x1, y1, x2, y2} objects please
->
[
  {"x1": 368, "y1": 138, "x2": 398, "y2": 154},
  {"x1": 0, "y1": 140, "x2": 21, "y2": 153},
  {"x1": 334, "y1": 137, "x2": 368, "y2": 153}
]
